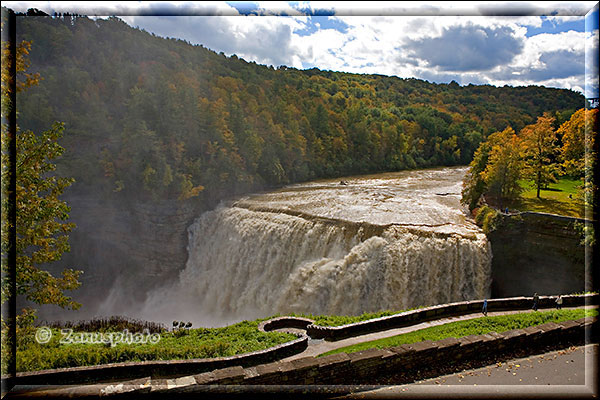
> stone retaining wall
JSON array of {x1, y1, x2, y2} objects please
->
[
  {"x1": 152, "y1": 316, "x2": 596, "y2": 391},
  {"x1": 306, "y1": 293, "x2": 598, "y2": 340}
]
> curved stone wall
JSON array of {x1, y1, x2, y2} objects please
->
[
  {"x1": 306, "y1": 293, "x2": 598, "y2": 340},
  {"x1": 21, "y1": 315, "x2": 597, "y2": 396},
  {"x1": 258, "y1": 317, "x2": 314, "y2": 332}
]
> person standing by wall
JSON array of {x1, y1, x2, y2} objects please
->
[
  {"x1": 555, "y1": 294, "x2": 562, "y2": 310},
  {"x1": 482, "y1": 298, "x2": 488, "y2": 316},
  {"x1": 532, "y1": 292, "x2": 539, "y2": 311}
]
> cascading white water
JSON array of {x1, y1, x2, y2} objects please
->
[{"x1": 140, "y1": 166, "x2": 492, "y2": 326}]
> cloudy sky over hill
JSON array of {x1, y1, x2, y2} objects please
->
[{"x1": 5, "y1": 1, "x2": 599, "y2": 97}]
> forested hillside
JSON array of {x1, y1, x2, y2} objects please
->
[{"x1": 16, "y1": 15, "x2": 585, "y2": 205}]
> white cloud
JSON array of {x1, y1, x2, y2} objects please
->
[
  {"x1": 253, "y1": 1, "x2": 306, "y2": 16},
  {"x1": 510, "y1": 30, "x2": 588, "y2": 71},
  {"x1": 122, "y1": 14, "x2": 310, "y2": 68},
  {"x1": 403, "y1": 23, "x2": 525, "y2": 72}
]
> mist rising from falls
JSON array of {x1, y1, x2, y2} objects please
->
[{"x1": 141, "y1": 168, "x2": 492, "y2": 326}]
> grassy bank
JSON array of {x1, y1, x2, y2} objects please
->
[
  {"x1": 507, "y1": 177, "x2": 587, "y2": 218},
  {"x1": 13, "y1": 318, "x2": 296, "y2": 373},
  {"x1": 320, "y1": 308, "x2": 596, "y2": 357}
]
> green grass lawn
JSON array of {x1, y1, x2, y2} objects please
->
[
  {"x1": 319, "y1": 308, "x2": 596, "y2": 357},
  {"x1": 12, "y1": 317, "x2": 296, "y2": 373},
  {"x1": 507, "y1": 177, "x2": 588, "y2": 218}
]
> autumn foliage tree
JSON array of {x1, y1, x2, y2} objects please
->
[
  {"x1": 11, "y1": 123, "x2": 82, "y2": 310},
  {"x1": 480, "y1": 127, "x2": 524, "y2": 206},
  {"x1": 558, "y1": 108, "x2": 597, "y2": 177},
  {"x1": 461, "y1": 140, "x2": 491, "y2": 211},
  {"x1": 520, "y1": 114, "x2": 559, "y2": 198},
  {"x1": 557, "y1": 108, "x2": 598, "y2": 208},
  {"x1": 1, "y1": 39, "x2": 81, "y2": 328}
]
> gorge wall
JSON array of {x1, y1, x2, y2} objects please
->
[
  {"x1": 487, "y1": 212, "x2": 592, "y2": 298},
  {"x1": 34, "y1": 191, "x2": 204, "y2": 320}
]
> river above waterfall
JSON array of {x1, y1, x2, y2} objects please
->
[
  {"x1": 235, "y1": 166, "x2": 477, "y2": 236},
  {"x1": 137, "y1": 166, "x2": 492, "y2": 327}
]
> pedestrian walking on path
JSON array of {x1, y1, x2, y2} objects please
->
[
  {"x1": 556, "y1": 295, "x2": 563, "y2": 310},
  {"x1": 532, "y1": 292, "x2": 539, "y2": 311},
  {"x1": 482, "y1": 298, "x2": 488, "y2": 316}
]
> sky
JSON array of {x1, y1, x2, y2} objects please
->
[{"x1": 4, "y1": 1, "x2": 599, "y2": 97}]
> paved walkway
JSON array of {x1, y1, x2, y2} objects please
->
[
  {"x1": 281, "y1": 306, "x2": 596, "y2": 361},
  {"x1": 340, "y1": 344, "x2": 598, "y2": 399}
]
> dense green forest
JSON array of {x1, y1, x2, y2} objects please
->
[{"x1": 16, "y1": 15, "x2": 586, "y2": 204}]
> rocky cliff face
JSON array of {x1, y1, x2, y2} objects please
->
[{"x1": 487, "y1": 212, "x2": 591, "y2": 298}]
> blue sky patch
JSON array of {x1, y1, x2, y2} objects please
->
[
  {"x1": 525, "y1": 16, "x2": 585, "y2": 37},
  {"x1": 227, "y1": 2, "x2": 337, "y2": 17},
  {"x1": 226, "y1": 2, "x2": 260, "y2": 15},
  {"x1": 288, "y1": 2, "x2": 335, "y2": 16},
  {"x1": 295, "y1": 16, "x2": 350, "y2": 37}
]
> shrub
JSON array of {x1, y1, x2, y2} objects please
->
[
  {"x1": 474, "y1": 205, "x2": 499, "y2": 234},
  {"x1": 41, "y1": 316, "x2": 167, "y2": 334}
]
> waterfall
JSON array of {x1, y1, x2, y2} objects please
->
[
  {"x1": 142, "y1": 206, "x2": 491, "y2": 326},
  {"x1": 140, "y1": 167, "x2": 492, "y2": 326}
]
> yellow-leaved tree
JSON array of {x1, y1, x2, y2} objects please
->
[
  {"x1": 1, "y1": 35, "x2": 82, "y2": 374},
  {"x1": 520, "y1": 114, "x2": 559, "y2": 199},
  {"x1": 480, "y1": 127, "x2": 524, "y2": 207},
  {"x1": 557, "y1": 108, "x2": 598, "y2": 238},
  {"x1": 558, "y1": 108, "x2": 597, "y2": 179}
]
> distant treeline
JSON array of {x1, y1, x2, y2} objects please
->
[{"x1": 16, "y1": 14, "x2": 586, "y2": 203}]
